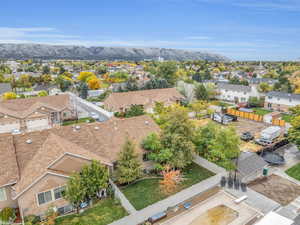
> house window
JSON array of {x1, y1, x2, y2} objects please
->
[
  {"x1": 54, "y1": 186, "x2": 65, "y2": 200},
  {"x1": 268, "y1": 103, "x2": 272, "y2": 108},
  {"x1": 0, "y1": 188, "x2": 7, "y2": 201},
  {"x1": 37, "y1": 191, "x2": 52, "y2": 205}
]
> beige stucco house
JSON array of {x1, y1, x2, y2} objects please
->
[
  {"x1": 0, "y1": 115, "x2": 160, "y2": 218},
  {"x1": 0, "y1": 94, "x2": 76, "y2": 134}
]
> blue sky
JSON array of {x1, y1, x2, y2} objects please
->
[{"x1": 1, "y1": 0, "x2": 300, "y2": 60}]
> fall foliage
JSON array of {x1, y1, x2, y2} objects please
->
[{"x1": 160, "y1": 165, "x2": 182, "y2": 194}]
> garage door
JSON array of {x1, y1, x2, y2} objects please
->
[{"x1": 26, "y1": 118, "x2": 49, "y2": 131}]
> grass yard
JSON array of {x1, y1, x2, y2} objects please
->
[
  {"x1": 286, "y1": 163, "x2": 300, "y2": 181},
  {"x1": 121, "y1": 163, "x2": 215, "y2": 210},
  {"x1": 210, "y1": 101, "x2": 233, "y2": 107},
  {"x1": 252, "y1": 107, "x2": 272, "y2": 116},
  {"x1": 281, "y1": 114, "x2": 294, "y2": 123},
  {"x1": 55, "y1": 198, "x2": 128, "y2": 225},
  {"x1": 62, "y1": 117, "x2": 96, "y2": 126}
]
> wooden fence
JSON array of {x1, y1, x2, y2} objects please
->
[
  {"x1": 227, "y1": 108, "x2": 286, "y2": 126},
  {"x1": 227, "y1": 108, "x2": 263, "y2": 122}
]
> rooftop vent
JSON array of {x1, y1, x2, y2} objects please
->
[
  {"x1": 75, "y1": 125, "x2": 81, "y2": 130},
  {"x1": 145, "y1": 121, "x2": 149, "y2": 125},
  {"x1": 94, "y1": 126, "x2": 99, "y2": 130},
  {"x1": 26, "y1": 139, "x2": 32, "y2": 144},
  {"x1": 4, "y1": 115, "x2": 7, "y2": 118}
]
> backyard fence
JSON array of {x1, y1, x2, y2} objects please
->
[
  {"x1": 272, "y1": 119, "x2": 286, "y2": 127},
  {"x1": 227, "y1": 109, "x2": 286, "y2": 126},
  {"x1": 227, "y1": 109, "x2": 263, "y2": 122}
]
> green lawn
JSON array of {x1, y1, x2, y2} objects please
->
[
  {"x1": 252, "y1": 107, "x2": 272, "y2": 116},
  {"x1": 286, "y1": 163, "x2": 300, "y2": 181},
  {"x1": 281, "y1": 114, "x2": 294, "y2": 123},
  {"x1": 55, "y1": 198, "x2": 128, "y2": 225},
  {"x1": 210, "y1": 101, "x2": 233, "y2": 107},
  {"x1": 62, "y1": 117, "x2": 96, "y2": 126},
  {"x1": 121, "y1": 163, "x2": 215, "y2": 210}
]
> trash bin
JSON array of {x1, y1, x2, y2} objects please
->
[{"x1": 263, "y1": 168, "x2": 268, "y2": 176}]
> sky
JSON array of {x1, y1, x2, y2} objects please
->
[{"x1": 1, "y1": 0, "x2": 300, "y2": 61}]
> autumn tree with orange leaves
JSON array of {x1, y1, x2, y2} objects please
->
[{"x1": 160, "y1": 165, "x2": 183, "y2": 194}]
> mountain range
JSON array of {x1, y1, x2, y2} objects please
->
[{"x1": 0, "y1": 43, "x2": 229, "y2": 61}]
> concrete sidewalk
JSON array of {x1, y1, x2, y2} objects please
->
[{"x1": 109, "y1": 173, "x2": 223, "y2": 225}]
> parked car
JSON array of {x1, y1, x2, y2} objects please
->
[
  {"x1": 240, "y1": 132, "x2": 254, "y2": 141},
  {"x1": 90, "y1": 112, "x2": 99, "y2": 120},
  {"x1": 255, "y1": 138, "x2": 273, "y2": 146}
]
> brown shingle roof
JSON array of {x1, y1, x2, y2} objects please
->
[
  {"x1": 103, "y1": 88, "x2": 184, "y2": 111},
  {"x1": 0, "y1": 115, "x2": 160, "y2": 196},
  {"x1": 0, "y1": 135, "x2": 19, "y2": 187},
  {"x1": 14, "y1": 133, "x2": 111, "y2": 195},
  {"x1": 0, "y1": 94, "x2": 72, "y2": 119}
]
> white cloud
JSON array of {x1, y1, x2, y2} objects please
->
[
  {"x1": 184, "y1": 36, "x2": 211, "y2": 40},
  {"x1": 0, "y1": 27, "x2": 78, "y2": 39}
]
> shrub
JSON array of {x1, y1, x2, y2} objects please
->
[
  {"x1": 0, "y1": 207, "x2": 15, "y2": 222},
  {"x1": 24, "y1": 215, "x2": 40, "y2": 225}
]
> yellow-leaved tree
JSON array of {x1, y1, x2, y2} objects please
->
[
  {"x1": 2, "y1": 92, "x2": 17, "y2": 100},
  {"x1": 88, "y1": 78, "x2": 101, "y2": 90},
  {"x1": 77, "y1": 72, "x2": 96, "y2": 82}
]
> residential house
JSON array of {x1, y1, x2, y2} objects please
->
[
  {"x1": 0, "y1": 115, "x2": 160, "y2": 217},
  {"x1": 248, "y1": 78, "x2": 278, "y2": 86},
  {"x1": 264, "y1": 91, "x2": 300, "y2": 112},
  {"x1": 216, "y1": 83, "x2": 260, "y2": 103},
  {"x1": 103, "y1": 88, "x2": 184, "y2": 113},
  {"x1": 0, "y1": 94, "x2": 76, "y2": 134}
]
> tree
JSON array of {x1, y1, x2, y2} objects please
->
[
  {"x1": 125, "y1": 105, "x2": 145, "y2": 118},
  {"x1": 142, "y1": 133, "x2": 162, "y2": 152},
  {"x1": 160, "y1": 106, "x2": 195, "y2": 169},
  {"x1": 193, "y1": 122, "x2": 218, "y2": 157},
  {"x1": 88, "y1": 78, "x2": 101, "y2": 90},
  {"x1": 258, "y1": 82, "x2": 272, "y2": 93},
  {"x1": 288, "y1": 116, "x2": 300, "y2": 150},
  {"x1": 18, "y1": 74, "x2": 32, "y2": 89},
  {"x1": 116, "y1": 137, "x2": 142, "y2": 184},
  {"x1": 42, "y1": 65, "x2": 50, "y2": 75},
  {"x1": 80, "y1": 160, "x2": 109, "y2": 202},
  {"x1": 193, "y1": 123, "x2": 240, "y2": 170},
  {"x1": 209, "y1": 127, "x2": 240, "y2": 170},
  {"x1": 78, "y1": 72, "x2": 96, "y2": 82},
  {"x1": 2, "y1": 92, "x2": 17, "y2": 100},
  {"x1": 157, "y1": 62, "x2": 178, "y2": 85},
  {"x1": 38, "y1": 90, "x2": 48, "y2": 97},
  {"x1": 160, "y1": 165, "x2": 182, "y2": 194},
  {"x1": 41, "y1": 74, "x2": 52, "y2": 83},
  {"x1": 78, "y1": 82, "x2": 88, "y2": 99},
  {"x1": 194, "y1": 84, "x2": 208, "y2": 101},
  {"x1": 190, "y1": 101, "x2": 211, "y2": 118},
  {"x1": 248, "y1": 97, "x2": 264, "y2": 107},
  {"x1": 64, "y1": 173, "x2": 86, "y2": 214}
]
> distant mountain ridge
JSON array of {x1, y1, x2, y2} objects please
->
[{"x1": 0, "y1": 43, "x2": 229, "y2": 61}]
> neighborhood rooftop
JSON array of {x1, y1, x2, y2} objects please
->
[
  {"x1": 266, "y1": 91, "x2": 300, "y2": 101},
  {"x1": 103, "y1": 88, "x2": 184, "y2": 111},
  {"x1": 0, "y1": 94, "x2": 72, "y2": 119},
  {"x1": 0, "y1": 115, "x2": 160, "y2": 193},
  {"x1": 217, "y1": 83, "x2": 252, "y2": 92}
]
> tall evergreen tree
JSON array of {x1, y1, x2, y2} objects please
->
[
  {"x1": 116, "y1": 137, "x2": 142, "y2": 184},
  {"x1": 194, "y1": 84, "x2": 209, "y2": 101}
]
